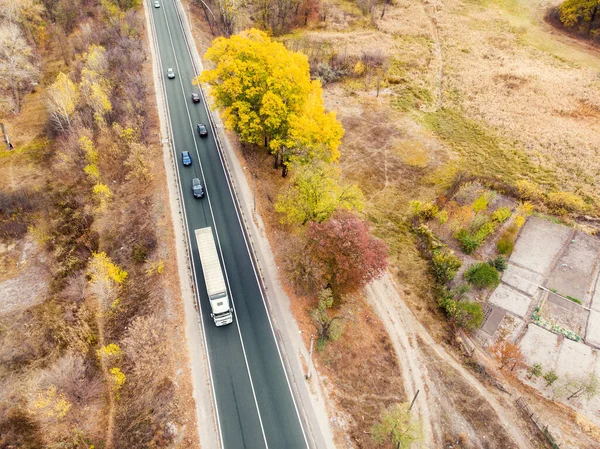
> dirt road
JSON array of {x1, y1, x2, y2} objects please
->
[{"x1": 366, "y1": 273, "x2": 534, "y2": 448}]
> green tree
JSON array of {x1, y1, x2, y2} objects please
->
[
  {"x1": 275, "y1": 161, "x2": 363, "y2": 225},
  {"x1": 372, "y1": 402, "x2": 422, "y2": 448},
  {"x1": 438, "y1": 285, "x2": 484, "y2": 331},
  {"x1": 528, "y1": 363, "x2": 543, "y2": 379}
]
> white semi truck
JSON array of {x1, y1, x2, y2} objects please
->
[{"x1": 195, "y1": 227, "x2": 233, "y2": 326}]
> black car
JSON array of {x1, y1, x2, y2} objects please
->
[
  {"x1": 197, "y1": 123, "x2": 208, "y2": 137},
  {"x1": 191, "y1": 93, "x2": 200, "y2": 103},
  {"x1": 181, "y1": 151, "x2": 192, "y2": 166},
  {"x1": 191, "y1": 178, "x2": 205, "y2": 198}
]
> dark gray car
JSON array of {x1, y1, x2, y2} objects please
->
[{"x1": 192, "y1": 178, "x2": 205, "y2": 198}]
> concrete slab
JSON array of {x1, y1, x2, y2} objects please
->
[
  {"x1": 502, "y1": 263, "x2": 543, "y2": 297},
  {"x1": 510, "y1": 216, "x2": 572, "y2": 276},
  {"x1": 488, "y1": 284, "x2": 532, "y2": 318},
  {"x1": 586, "y1": 310, "x2": 600, "y2": 348},
  {"x1": 520, "y1": 324, "x2": 560, "y2": 368},
  {"x1": 546, "y1": 232, "x2": 600, "y2": 306},
  {"x1": 481, "y1": 306, "x2": 505, "y2": 335},
  {"x1": 555, "y1": 338, "x2": 596, "y2": 377}
]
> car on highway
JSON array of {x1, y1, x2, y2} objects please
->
[
  {"x1": 197, "y1": 123, "x2": 208, "y2": 137},
  {"x1": 167, "y1": 68, "x2": 175, "y2": 79},
  {"x1": 154, "y1": 1, "x2": 160, "y2": 7},
  {"x1": 181, "y1": 151, "x2": 192, "y2": 166},
  {"x1": 191, "y1": 178, "x2": 205, "y2": 198},
  {"x1": 191, "y1": 93, "x2": 200, "y2": 103}
]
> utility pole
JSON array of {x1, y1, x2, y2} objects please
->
[{"x1": 408, "y1": 389, "x2": 420, "y2": 411}]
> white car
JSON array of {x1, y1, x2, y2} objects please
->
[
  {"x1": 154, "y1": 1, "x2": 160, "y2": 7},
  {"x1": 167, "y1": 68, "x2": 175, "y2": 79}
]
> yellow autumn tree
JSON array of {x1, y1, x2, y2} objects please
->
[
  {"x1": 88, "y1": 252, "x2": 127, "y2": 309},
  {"x1": 280, "y1": 82, "x2": 344, "y2": 172},
  {"x1": 31, "y1": 386, "x2": 72, "y2": 420},
  {"x1": 79, "y1": 135, "x2": 100, "y2": 181},
  {"x1": 79, "y1": 45, "x2": 112, "y2": 125},
  {"x1": 198, "y1": 28, "x2": 344, "y2": 176},
  {"x1": 47, "y1": 72, "x2": 79, "y2": 131}
]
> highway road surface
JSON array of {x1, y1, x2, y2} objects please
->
[{"x1": 148, "y1": 1, "x2": 310, "y2": 448}]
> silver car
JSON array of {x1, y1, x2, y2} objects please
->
[
  {"x1": 167, "y1": 68, "x2": 175, "y2": 79},
  {"x1": 192, "y1": 178, "x2": 205, "y2": 198}
]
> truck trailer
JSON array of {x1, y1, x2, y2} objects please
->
[{"x1": 194, "y1": 227, "x2": 233, "y2": 326}]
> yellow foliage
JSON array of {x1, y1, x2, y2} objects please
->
[
  {"x1": 84, "y1": 45, "x2": 108, "y2": 74},
  {"x1": 79, "y1": 135, "x2": 98, "y2": 164},
  {"x1": 89, "y1": 252, "x2": 128, "y2": 285},
  {"x1": 547, "y1": 191, "x2": 587, "y2": 215},
  {"x1": 146, "y1": 259, "x2": 165, "y2": 276},
  {"x1": 97, "y1": 343, "x2": 121, "y2": 360},
  {"x1": 119, "y1": 126, "x2": 138, "y2": 144},
  {"x1": 282, "y1": 82, "x2": 344, "y2": 165},
  {"x1": 93, "y1": 183, "x2": 113, "y2": 209},
  {"x1": 515, "y1": 215, "x2": 526, "y2": 228},
  {"x1": 275, "y1": 161, "x2": 363, "y2": 225},
  {"x1": 353, "y1": 61, "x2": 366, "y2": 76},
  {"x1": 199, "y1": 28, "x2": 343, "y2": 162},
  {"x1": 109, "y1": 367, "x2": 126, "y2": 394},
  {"x1": 515, "y1": 179, "x2": 544, "y2": 201},
  {"x1": 31, "y1": 386, "x2": 71, "y2": 419},
  {"x1": 84, "y1": 163, "x2": 100, "y2": 181}
]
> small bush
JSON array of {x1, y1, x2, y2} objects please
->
[
  {"x1": 544, "y1": 370, "x2": 558, "y2": 386},
  {"x1": 547, "y1": 191, "x2": 587, "y2": 215},
  {"x1": 492, "y1": 207, "x2": 511, "y2": 223},
  {"x1": 566, "y1": 295, "x2": 582, "y2": 305},
  {"x1": 415, "y1": 224, "x2": 443, "y2": 252},
  {"x1": 432, "y1": 249, "x2": 462, "y2": 284},
  {"x1": 474, "y1": 221, "x2": 496, "y2": 242},
  {"x1": 497, "y1": 225, "x2": 518, "y2": 255},
  {"x1": 410, "y1": 200, "x2": 438, "y2": 220},
  {"x1": 456, "y1": 229, "x2": 480, "y2": 254},
  {"x1": 437, "y1": 285, "x2": 483, "y2": 330},
  {"x1": 469, "y1": 213, "x2": 489, "y2": 232},
  {"x1": 472, "y1": 194, "x2": 489, "y2": 213},
  {"x1": 515, "y1": 179, "x2": 543, "y2": 201},
  {"x1": 437, "y1": 210, "x2": 448, "y2": 224},
  {"x1": 489, "y1": 255, "x2": 508, "y2": 272},
  {"x1": 464, "y1": 262, "x2": 500, "y2": 289}
]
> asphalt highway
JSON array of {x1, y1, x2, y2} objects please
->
[{"x1": 149, "y1": 2, "x2": 309, "y2": 448}]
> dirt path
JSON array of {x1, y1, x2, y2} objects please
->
[
  {"x1": 421, "y1": 0, "x2": 444, "y2": 111},
  {"x1": 366, "y1": 273, "x2": 534, "y2": 448}
]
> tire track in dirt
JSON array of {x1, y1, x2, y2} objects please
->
[
  {"x1": 366, "y1": 273, "x2": 534, "y2": 448},
  {"x1": 421, "y1": 0, "x2": 444, "y2": 111}
]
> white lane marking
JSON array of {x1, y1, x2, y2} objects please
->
[
  {"x1": 170, "y1": 2, "x2": 310, "y2": 447},
  {"x1": 158, "y1": 2, "x2": 270, "y2": 448},
  {"x1": 146, "y1": 2, "x2": 225, "y2": 448}
]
